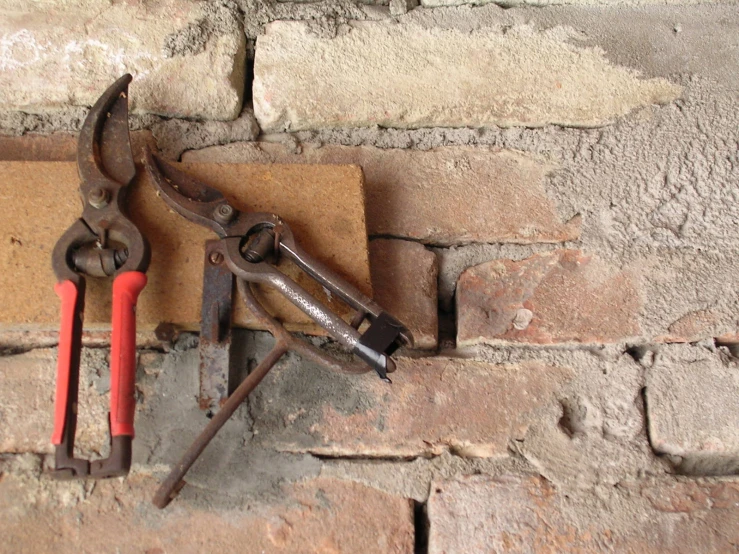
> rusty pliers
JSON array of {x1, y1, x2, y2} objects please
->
[
  {"x1": 143, "y1": 151, "x2": 412, "y2": 380},
  {"x1": 50, "y1": 74, "x2": 150, "y2": 478}
]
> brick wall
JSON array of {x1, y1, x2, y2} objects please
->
[{"x1": 1, "y1": 0, "x2": 738, "y2": 551}]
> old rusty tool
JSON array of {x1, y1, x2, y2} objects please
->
[
  {"x1": 50, "y1": 74, "x2": 150, "y2": 479},
  {"x1": 143, "y1": 150, "x2": 413, "y2": 507}
]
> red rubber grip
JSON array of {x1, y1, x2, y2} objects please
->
[
  {"x1": 52, "y1": 280, "x2": 79, "y2": 445},
  {"x1": 109, "y1": 272, "x2": 147, "y2": 438}
]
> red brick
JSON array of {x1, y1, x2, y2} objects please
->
[
  {"x1": 457, "y1": 250, "x2": 641, "y2": 346},
  {"x1": 0, "y1": 460, "x2": 414, "y2": 554},
  {"x1": 182, "y1": 143, "x2": 581, "y2": 246},
  {"x1": 646, "y1": 344, "x2": 739, "y2": 475},
  {"x1": 428, "y1": 474, "x2": 739, "y2": 554},
  {"x1": 370, "y1": 239, "x2": 438, "y2": 350},
  {"x1": 254, "y1": 356, "x2": 571, "y2": 458}
]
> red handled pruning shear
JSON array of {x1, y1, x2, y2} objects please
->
[{"x1": 50, "y1": 74, "x2": 150, "y2": 478}]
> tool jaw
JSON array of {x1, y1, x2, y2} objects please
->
[
  {"x1": 53, "y1": 73, "x2": 150, "y2": 281},
  {"x1": 144, "y1": 149, "x2": 237, "y2": 237}
]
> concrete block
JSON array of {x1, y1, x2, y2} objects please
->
[
  {"x1": 0, "y1": 1, "x2": 245, "y2": 120},
  {"x1": 369, "y1": 239, "x2": 438, "y2": 350},
  {"x1": 253, "y1": 21, "x2": 680, "y2": 131},
  {"x1": 646, "y1": 344, "x2": 739, "y2": 475},
  {"x1": 428, "y1": 474, "x2": 739, "y2": 554},
  {"x1": 456, "y1": 250, "x2": 641, "y2": 346},
  {"x1": 183, "y1": 143, "x2": 580, "y2": 246},
  {"x1": 252, "y1": 356, "x2": 572, "y2": 458}
]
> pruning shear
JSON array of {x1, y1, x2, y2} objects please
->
[
  {"x1": 50, "y1": 74, "x2": 150, "y2": 478},
  {"x1": 143, "y1": 151, "x2": 413, "y2": 507},
  {"x1": 143, "y1": 150, "x2": 412, "y2": 380}
]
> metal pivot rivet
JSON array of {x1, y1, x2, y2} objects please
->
[
  {"x1": 209, "y1": 251, "x2": 224, "y2": 265},
  {"x1": 214, "y1": 204, "x2": 235, "y2": 224},
  {"x1": 88, "y1": 187, "x2": 110, "y2": 209}
]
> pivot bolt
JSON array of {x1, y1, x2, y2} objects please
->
[
  {"x1": 214, "y1": 204, "x2": 235, "y2": 224},
  {"x1": 88, "y1": 187, "x2": 110, "y2": 209},
  {"x1": 209, "y1": 251, "x2": 224, "y2": 265}
]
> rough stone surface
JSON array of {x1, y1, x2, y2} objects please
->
[
  {"x1": 457, "y1": 250, "x2": 641, "y2": 346},
  {"x1": 0, "y1": 0, "x2": 245, "y2": 120},
  {"x1": 0, "y1": 348, "x2": 109, "y2": 454},
  {"x1": 369, "y1": 239, "x2": 438, "y2": 350},
  {"x1": 183, "y1": 143, "x2": 580, "y2": 245},
  {"x1": 253, "y1": 20, "x2": 680, "y2": 131},
  {"x1": 646, "y1": 343, "x2": 739, "y2": 476},
  {"x1": 0, "y1": 455, "x2": 414, "y2": 553},
  {"x1": 428, "y1": 474, "x2": 739, "y2": 554},
  {"x1": 252, "y1": 355, "x2": 572, "y2": 458}
]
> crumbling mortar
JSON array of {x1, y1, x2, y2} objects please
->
[{"x1": 163, "y1": 0, "x2": 244, "y2": 58}]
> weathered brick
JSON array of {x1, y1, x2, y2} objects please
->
[
  {"x1": 0, "y1": 1, "x2": 245, "y2": 120},
  {"x1": 646, "y1": 344, "x2": 739, "y2": 475},
  {"x1": 457, "y1": 250, "x2": 641, "y2": 346},
  {"x1": 252, "y1": 356, "x2": 571, "y2": 458},
  {"x1": 428, "y1": 474, "x2": 739, "y2": 554},
  {"x1": 0, "y1": 458, "x2": 415, "y2": 553},
  {"x1": 183, "y1": 143, "x2": 580, "y2": 245},
  {"x1": 253, "y1": 21, "x2": 680, "y2": 131},
  {"x1": 369, "y1": 239, "x2": 438, "y2": 350},
  {"x1": 0, "y1": 348, "x2": 108, "y2": 454}
]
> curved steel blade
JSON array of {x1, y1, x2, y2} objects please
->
[
  {"x1": 143, "y1": 148, "x2": 232, "y2": 237},
  {"x1": 77, "y1": 74, "x2": 135, "y2": 194}
]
